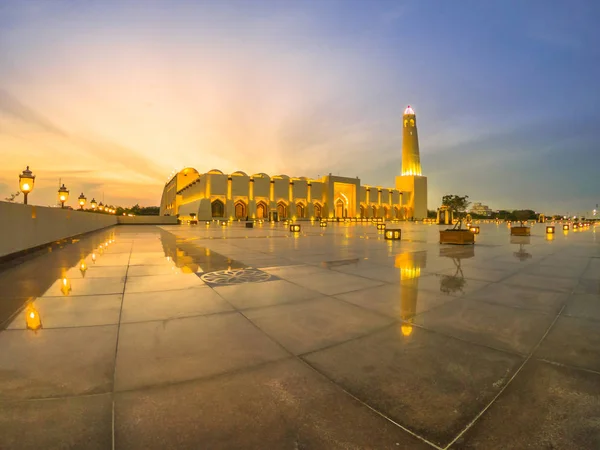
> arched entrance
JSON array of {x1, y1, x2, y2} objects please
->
[
  {"x1": 256, "y1": 201, "x2": 267, "y2": 219},
  {"x1": 296, "y1": 203, "x2": 305, "y2": 218},
  {"x1": 372, "y1": 205, "x2": 377, "y2": 218},
  {"x1": 360, "y1": 205, "x2": 365, "y2": 218},
  {"x1": 211, "y1": 200, "x2": 224, "y2": 218},
  {"x1": 277, "y1": 202, "x2": 287, "y2": 219},
  {"x1": 394, "y1": 206, "x2": 399, "y2": 219},
  {"x1": 314, "y1": 203, "x2": 322, "y2": 218},
  {"x1": 234, "y1": 201, "x2": 247, "y2": 219},
  {"x1": 335, "y1": 199, "x2": 345, "y2": 218},
  {"x1": 383, "y1": 206, "x2": 389, "y2": 219}
]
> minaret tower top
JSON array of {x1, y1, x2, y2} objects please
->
[{"x1": 401, "y1": 105, "x2": 422, "y2": 176}]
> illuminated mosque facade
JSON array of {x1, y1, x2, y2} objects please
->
[{"x1": 159, "y1": 106, "x2": 428, "y2": 221}]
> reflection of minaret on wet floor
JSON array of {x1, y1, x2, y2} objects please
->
[{"x1": 395, "y1": 251, "x2": 427, "y2": 336}]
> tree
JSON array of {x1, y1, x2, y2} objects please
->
[
  {"x1": 513, "y1": 210, "x2": 531, "y2": 226},
  {"x1": 441, "y1": 195, "x2": 470, "y2": 230}
]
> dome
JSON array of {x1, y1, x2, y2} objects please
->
[
  {"x1": 404, "y1": 105, "x2": 415, "y2": 115},
  {"x1": 207, "y1": 169, "x2": 224, "y2": 175},
  {"x1": 231, "y1": 171, "x2": 248, "y2": 177}
]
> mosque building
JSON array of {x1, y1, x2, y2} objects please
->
[{"x1": 159, "y1": 106, "x2": 428, "y2": 221}]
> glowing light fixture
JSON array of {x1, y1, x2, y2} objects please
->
[
  {"x1": 25, "y1": 303, "x2": 42, "y2": 331},
  {"x1": 98, "y1": 202, "x2": 104, "y2": 211},
  {"x1": 320, "y1": 221, "x2": 327, "y2": 228},
  {"x1": 60, "y1": 277, "x2": 72, "y2": 296},
  {"x1": 384, "y1": 229, "x2": 401, "y2": 240},
  {"x1": 90, "y1": 198, "x2": 97, "y2": 210},
  {"x1": 377, "y1": 223, "x2": 386, "y2": 231},
  {"x1": 546, "y1": 226, "x2": 555, "y2": 234},
  {"x1": 469, "y1": 226, "x2": 480, "y2": 234},
  {"x1": 58, "y1": 184, "x2": 69, "y2": 208},
  {"x1": 290, "y1": 224, "x2": 301, "y2": 233},
  {"x1": 19, "y1": 166, "x2": 35, "y2": 204},
  {"x1": 78, "y1": 193, "x2": 86, "y2": 209},
  {"x1": 79, "y1": 260, "x2": 87, "y2": 277},
  {"x1": 563, "y1": 224, "x2": 569, "y2": 231}
]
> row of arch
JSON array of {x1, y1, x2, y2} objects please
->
[
  {"x1": 210, "y1": 199, "x2": 406, "y2": 219},
  {"x1": 210, "y1": 200, "x2": 323, "y2": 219}
]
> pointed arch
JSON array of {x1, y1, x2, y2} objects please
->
[
  {"x1": 211, "y1": 199, "x2": 224, "y2": 218},
  {"x1": 296, "y1": 202, "x2": 305, "y2": 218},
  {"x1": 256, "y1": 201, "x2": 268, "y2": 219},
  {"x1": 360, "y1": 205, "x2": 365, "y2": 218},
  {"x1": 234, "y1": 200, "x2": 247, "y2": 219},
  {"x1": 314, "y1": 202, "x2": 322, "y2": 218},
  {"x1": 394, "y1": 206, "x2": 399, "y2": 219},
  {"x1": 277, "y1": 201, "x2": 287, "y2": 219},
  {"x1": 372, "y1": 205, "x2": 377, "y2": 218}
]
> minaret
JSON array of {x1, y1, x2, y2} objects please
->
[
  {"x1": 401, "y1": 106, "x2": 422, "y2": 176},
  {"x1": 396, "y1": 105, "x2": 427, "y2": 219}
]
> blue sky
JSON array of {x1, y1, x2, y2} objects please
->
[{"x1": 0, "y1": 0, "x2": 598, "y2": 214}]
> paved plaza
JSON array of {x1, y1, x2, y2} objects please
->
[{"x1": 0, "y1": 221, "x2": 599, "y2": 449}]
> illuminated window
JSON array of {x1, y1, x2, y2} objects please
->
[
  {"x1": 404, "y1": 120, "x2": 408, "y2": 127},
  {"x1": 410, "y1": 119, "x2": 415, "y2": 126}
]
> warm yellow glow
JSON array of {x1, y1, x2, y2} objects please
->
[
  {"x1": 22, "y1": 182, "x2": 31, "y2": 192},
  {"x1": 546, "y1": 226, "x2": 555, "y2": 234},
  {"x1": 400, "y1": 267, "x2": 421, "y2": 280},
  {"x1": 25, "y1": 304, "x2": 42, "y2": 331},
  {"x1": 60, "y1": 277, "x2": 71, "y2": 296},
  {"x1": 401, "y1": 324, "x2": 413, "y2": 337},
  {"x1": 60, "y1": 195, "x2": 66, "y2": 201},
  {"x1": 92, "y1": 252, "x2": 96, "y2": 261}
]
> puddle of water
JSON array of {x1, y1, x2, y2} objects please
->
[{"x1": 159, "y1": 230, "x2": 247, "y2": 274}]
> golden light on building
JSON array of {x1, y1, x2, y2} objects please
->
[
  {"x1": 19, "y1": 166, "x2": 35, "y2": 204},
  {"x1": 25, "y1": 303, "x2": 42, "y2": 331},
  {"x1": 400, "y1": 106, "x2": 422, "y2": 176}
]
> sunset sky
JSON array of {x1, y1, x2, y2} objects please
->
[{"x1": 1, "y1": 0, "x2": 599, "y2": 214}]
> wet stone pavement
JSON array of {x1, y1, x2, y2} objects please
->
[{"x1": 0, "y1": 221, "x2": 599, "y2": 449}]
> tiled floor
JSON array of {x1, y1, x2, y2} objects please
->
[{"x1": 0, "y1": 221, "x2": 599, "y2": 449}]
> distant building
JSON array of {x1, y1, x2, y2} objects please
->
[
  {"x1": 470, "y1": 202, "x2": 493, "y2": 216},
  {"x1": 160, "y1": 106, "x2": 428, "y2": 221}
]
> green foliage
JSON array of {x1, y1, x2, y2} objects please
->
[
  {"x1": 441, "y1": 195, "x2": 470, "y2": 229},
  {"x1": 513, "y1": 209, "x2": 536, "y2": 225},
  {"x1": 427, "y1": 209, "x2": 437, "y2": 219}
]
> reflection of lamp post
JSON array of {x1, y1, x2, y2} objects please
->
[
  {"x1": 78, "y1": 193, "x2": 86, "y2": 210},
  {"x1": 58, "y1": 184, "x2": 69, "y2": 208},
  {"x1": 90, "y1": 198, "x2": 97, "y2": 210},
  {"x1": 19, "y1": 166, "x2": 35, "y2": 205}
]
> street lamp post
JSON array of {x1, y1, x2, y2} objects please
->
[
  {"x1": 98, "y1": 202, "x2": 104, "y2": 211},
  {"x1": 91, "y1": 198, "x2": 97, "y2": 210},
  {"x1": 78, "y1": 193, "x2": 87, "y2": 210},
  {"x1": 19, "y1": 166, "x2": 35, "y2": 205},
  {"x1": 58, "y1": 184, "x2": 69, "y2": 209}
]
